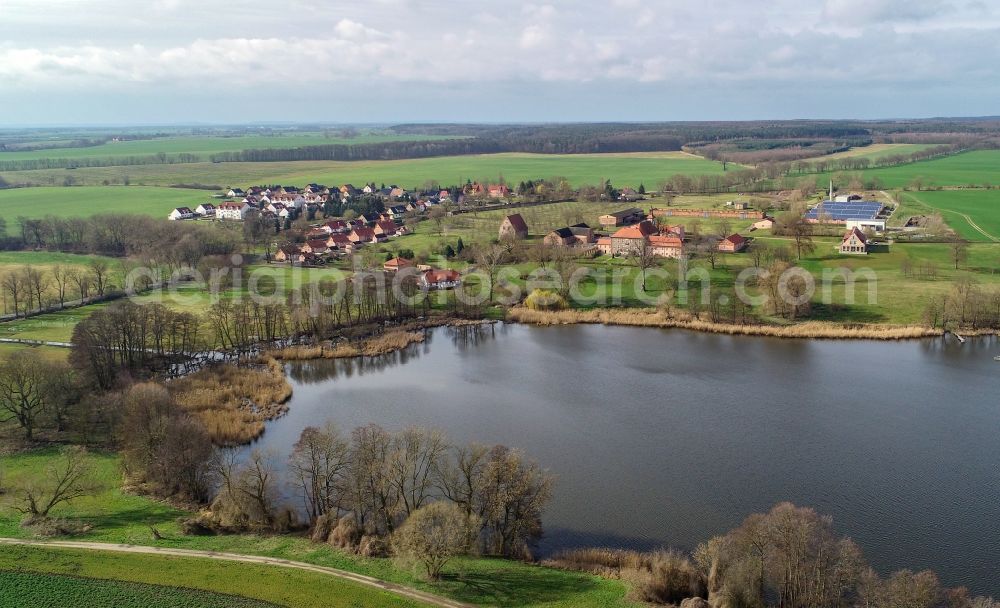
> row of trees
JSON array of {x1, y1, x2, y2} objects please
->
[
  {"x1": 2, "y1": 213, "x2": 241, "y2": 259},
  {"x1": 1, "y1": 260, "x2": 115, "y2": 317},
  {"x1": 923, "y1": 279, "x2": 1000, "y2": 330},
  {"x1": 118, "y1": 383, "x2": 553, "y2": 560}
]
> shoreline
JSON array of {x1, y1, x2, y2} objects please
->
[{"x1": 506, "y1": 307, "x2": 994, "y2": 341}]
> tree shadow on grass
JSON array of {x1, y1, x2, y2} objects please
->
[
  {"x1": 438, "y1": 564, "x2": 606, "y2": 607},
  {"x1": 76, "y1": 504, "x2": 185, "y2": 535}
]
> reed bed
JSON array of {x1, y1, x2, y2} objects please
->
[
  {"x1": 267, "y1": 330, "x2": 427, "y2": 361},
  {"x1": 169, "y1": 356, "x2": 292, "y2": 445},
  {"x1": 507, "y1": 307, "x2": 941, "y2": 340}
]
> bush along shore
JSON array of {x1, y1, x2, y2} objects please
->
[{"x1": 507, "y1": 306, "x2": 948, "y2": 340}]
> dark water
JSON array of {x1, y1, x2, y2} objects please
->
[{"x1": 250, "y1": 324, "x2": 1000, "y2": 595}]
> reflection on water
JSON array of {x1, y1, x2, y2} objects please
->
[{"x1": 252, "y1": 324, "x2": 1000, "y2": 596}]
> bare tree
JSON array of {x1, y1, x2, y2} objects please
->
[
  {"x1": 17, "y1": 446, "x2": 95, "y2": 519},
  {"x1": 949, "y1": 239, "x2": 969, "y2": 270},
  {"x1": 0, "y1": 271, "x2": 24, "y2": 317},
  {"x1": 0, "y1": 350, "x2": 65, "y2": 440},
  {"x1": 631, "y1": 239, "x2": 658, "y2": 292},
  {"x1": 90, "y1": 259, "x2": 110, "y2": 297},
  {"x1": 389, "y1": 427, "x2": 447, "y2": 519},
  {"x1": 474, "y1": 243, "x2": 508, "y2": 303},
  {"x1": 51, "y1": 265, "x2": 73, "y2": 308},
  {"x1": 289, "y1": 423, "x2": 350, "y2": 523}
]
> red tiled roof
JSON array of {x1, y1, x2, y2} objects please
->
[
  {"x1": 612, "y1": 221, "x2": 656, "y2": 239},
  {"x1": 423, "y1": 268, "x2": 461, "y2": 284},
  {"x1": 503, "y1": 214, "x2": 528, "y2": 232},
  {"x1": 723, "y1": 234, "x2": 746, "y2": 245},
  {"x1": 842, "y1": 227, "x2": 867, "y2": 243}
]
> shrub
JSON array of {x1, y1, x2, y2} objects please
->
[
  {"x1": 392, "y1": 502, "x2": 479, "y2": 580},
  {"x1": 524, "y1": 289, "x2": 568, "y2": 311}
]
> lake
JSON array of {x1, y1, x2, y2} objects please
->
[{"x1": 248, "y1": 323, "x2": 1000, "y2": 595}]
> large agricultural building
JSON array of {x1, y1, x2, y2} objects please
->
[{"x1": 805, "y1": 200, "x2": 887, "y2": 231}]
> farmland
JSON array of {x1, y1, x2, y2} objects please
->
[
  {"x1": 819, "y1": 143, "x2": 936, "y2": 161},
  {"x1": 899, "y1": 190, "x2": 1000, "y2": 242},
  {"x1": 0, "y1": 546, "x2": 429, "y2": 608},
  {"x1": 1, "y1": 151, "x2": 727, "y2": 191},
  {"x1": 0, "y1": 186, "x2": 212, "y2": 225},
  {"x1": 818, "y1": 150, "x2": 1000, "y2": 189},
  {"x1": 0, "y1": 570, "x2": 282, "y2": 608},
  {"x1": 0, "y1": 132, "x2": 464, "y2": 162}
]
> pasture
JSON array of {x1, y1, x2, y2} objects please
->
[
  {"x1": 821, "y1": 150, "x2": 1000, "y2": 189},
  {"x1": 820, "y1": 143, "x2": 935, "y2": 162}
]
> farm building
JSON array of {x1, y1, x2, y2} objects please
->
[
  {"x1": 384, "y1": 257, "x2": 414, "y2": 272},
  {"x1": 544, "y1": 223, "x2": 595, "y2": 247},
  {"x1": 421, "y1": 268, "x2": 462, "y2": 290},
  {"x1": 718, "y1": 234, "x2": 748, "y2": 253},
  {"x1": 805, "y1": 200, "x2": 884, "y2": 224},
  {"x1": 499, "y1": 214, "x2": 529, "y2": 240},
  {"x1": 599, "y1": 208, "x2": 645, "y2": 227}
]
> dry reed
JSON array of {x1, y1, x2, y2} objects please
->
[
  {"x1": 268, "y1": 330, "x2": 426, "y2": 361},
  {"x1": 169, "y1": 356, "x2": 292, "y2": 445},
  {"x1": 508, "y1": 307, "x2": 941, "y2": 340}
]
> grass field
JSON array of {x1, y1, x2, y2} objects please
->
[
  {"x1": 0, "y1": 449, "x2": 637, "y2": 608},
  {"x1": 0, "y1": 570, "x2": 282, "y2": 608},
  {"x1": 899, "y1": 190, "x2": 1000, "y2": 242},
  {"x1": 820, "y1": 143, "x2": 936, "y2": 162},
  {"x1": 0, "y1": 547, "x2": 428, "y2": 608},
  {"x1": 0, "y1": 186, "x2": 212, "y2": 225},
  {"x1": 2, "y1": 152, "x2": 728, "y2": 191},
  {"x1": 0, "y1": 251, "x2": 117, "y2": 273},
  {"x1": 0, "y1": 132, "x2": 464, "y2": 162},
  {"x1": 0, "y1": 305, "x2": 106, "y2": 342},
  {"x1": 819, "y1": 150, "x2": 1000, "y2": 189}
]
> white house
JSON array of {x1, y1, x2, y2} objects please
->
[
  {"x1": 217, "y1": 202, "x2": 250, "y2": 221},
  {"x1": 168, "y1": 207, "x2": 196, "y2": 221},
  {"x1": 195, "y1": 203, "x2": 216, "y2": 217},
  {"x1": 846, "y1": 219, "x2": 886, "y2": 233}
]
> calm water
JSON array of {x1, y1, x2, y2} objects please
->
[{"x1": 249, "y1": 324, "x2": 1000, "y2": 595}]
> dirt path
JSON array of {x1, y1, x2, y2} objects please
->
[{"x1": 0, "y1": 538, "x2": 474, "y2": 608}]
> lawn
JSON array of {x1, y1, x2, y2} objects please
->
[
  {"x1": 0, "y1": 186, "x2": 214, "y2": 226},
  {"x1": 0, "y1": 251, "x2": 118, "y2": 274},
  {"x1": 0, "y1": 305, "x2": 106, "y2": 342},
  {"x1": 0, "y1": 569, "x2": 283, "y2": 608},
  {"x1": 3, "y1": 151, "x2": 728, "y2": 191},
  {"x1": 900, "y1": 190, "x2": 1000, "y2": 242},
  {"x1": 0, "y1": 449, "x2": 638, "y2": 608}
]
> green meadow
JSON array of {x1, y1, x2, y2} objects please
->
[{"x1": 820, "y1": 150, "x2": 1000, "y2": 189}]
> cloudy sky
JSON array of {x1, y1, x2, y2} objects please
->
[{"x1": 1, "y1": 0, "x2": 997, "y2": 125}]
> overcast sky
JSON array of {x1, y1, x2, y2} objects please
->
[{"x1": 1, "y1": 0, "x2": 997, "y2": 125}]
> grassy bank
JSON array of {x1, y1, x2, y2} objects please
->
[
  {"x1": 507, "y1": 307, "x2": 943, "y2": 340},
  {"x1": 0, "y1": 449, "x2": 638, "y2": 608}
]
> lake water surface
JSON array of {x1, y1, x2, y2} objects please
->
[{"x1": 249, "y1": 324, "x2": 1000, "y2": 595}]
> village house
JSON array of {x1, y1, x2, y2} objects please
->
[
  {"x1": 195, "y1": 203, "x2": 216, "y2": 217},
  {"x1": 840, "y1": 227, "x2": 869, "y2": 255},
  {"x1": 217, "y1": 202, "x2": 250, "y2": 221},
  {"x1": 325, "y1": 233, "x2": 353, "y2": 252},
  {"x1": 596, "y1": 236, "x2": 612, "y2": 255},
  {"x1": 488, "y1": 184, "x2": 511, "y2": 198},
  {"x1": 374, "y1": 219, "x2": 399, "y2": 237},
  {"x1": 718, "y1": 234, "x2": 748, "y2": 253},
  {"x1": 384, "y1": 257, "x2": 414, "y2": 272},
  {"x1": 751, "y1": 217, "x2": 775, "y2": 231},
  {"x1": 349, "y1": 227, "x2": 376, "y2": 243},
  {"x1": 544, "y1": 223, "x2": 595, "y2": 247},
  {"x1": 499, "y1": 214, "x2": 529, "y2": 240},
  {"x1": 226, "y1": 188, "x2": 245, "y2": 198},
  {"x1": 301, "y1": 239, "x2": 330, "y2": 255},
  {"x1": 168, "y1": 207, "x2": 196, "y2": 221},
  {"x1": 599, "y1": 208, "x2": 645, "y2": 228},
  {"x1": 464, "y1": 182, "x2": 486, "y2": 196},
  {"x1": 618, "y1": 187, "x2": 642, "y2": 202},
  {"x1": 274, "y1": 244, "x2": 302, "y2": 263},
  {"x1": 647, "y1": 234, "x2": 684, "y2": 258},
  {"x1": 420, "y1": 268, "x2": 462, "y2": 290}
]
